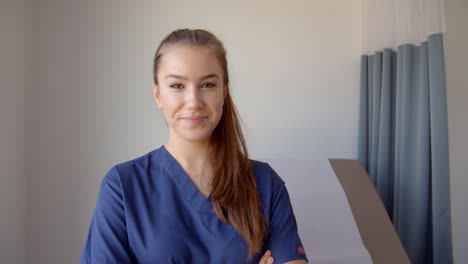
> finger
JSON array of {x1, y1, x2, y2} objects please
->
[
  {"x1": 267, "y1": 256, "x2": 274, "y2": 264},
  {"x1": 258, "y1": 250, "x2": 272, "y2": 264},
  {"x1": 258, "y1": 250, "x2": 271, "y2": 264}
]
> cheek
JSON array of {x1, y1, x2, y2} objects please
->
[
  {"x1": 208, "y1": 97, "x2": 224, "y2": 115},
  {"x1": 214, "y1": 99, "x2": 225, "y2": 120},
  {"x1": 210, "y1": 92, "x2": 225, "y2": 109},
  {"x1": 161, "y1": 94, "x2": 183, "y2": 113}
]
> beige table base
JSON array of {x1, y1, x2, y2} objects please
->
[{"x1": 329, "y1": 159, "x2": 411, "y2": 264}]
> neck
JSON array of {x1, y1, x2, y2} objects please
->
[
  {"x1": 165, "y1": 136, "x2": 214, "y2": 195},
  {"x1": 164, "y1": 136, "x2": 212, "y2": 172}
]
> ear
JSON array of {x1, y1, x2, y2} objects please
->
[{"x1": 152, "y1": 83, "x2": 163, "y2": 109}]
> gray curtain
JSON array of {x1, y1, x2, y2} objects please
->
[{"x1": 358, "y1": 33, "x2": 453, "y2": 264}]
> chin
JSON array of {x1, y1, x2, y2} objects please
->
[{"x1": 177, "y1": 131, "x2": 212, "y2": 143}]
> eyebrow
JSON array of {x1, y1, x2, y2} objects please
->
[{"x1": 164, "y1": 73, "x2": 219, "y2": 81}]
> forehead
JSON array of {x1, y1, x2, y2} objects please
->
[{"x1": 158, "y1": 45, "x2": 223, "y2": 79}]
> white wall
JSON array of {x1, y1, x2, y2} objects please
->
[
  {"x1": 24, "y1": 0, "x2": 362, "y2": 263},
  {"x1": 0, "y1": 0, "x2": 30, "y2": 263},
  {"x1": 444, "y1": 1, "x2": 468, "y2": 264},
  {"x1": 4, "y1": 1, "x2": 464, "y2": 263}
]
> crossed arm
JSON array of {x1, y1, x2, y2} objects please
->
[{"x1": 258, "y1": 250, "x2": 308, "y2": 264}]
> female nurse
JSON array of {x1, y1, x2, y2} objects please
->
[{"x1": 80, "y1": 29, "x2": 308, "y2": 264}]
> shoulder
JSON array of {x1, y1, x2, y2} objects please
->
[
  {"x1": 249, "y1": 159, "x2": 285, "y2": 193},
  {"x1": 105, "y1": 147, "x2": 167, "y2": 186}
]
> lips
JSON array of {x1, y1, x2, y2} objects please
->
[
  {"x1": 182, "y1": 116, "x2": 207, "y2": 120},
  {"x1": 180, "y1": 116, "x2": 208, "y2": 125}
]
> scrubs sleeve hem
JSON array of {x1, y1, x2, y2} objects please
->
[{"x1": 265, "y1": 167, "x2": 308, "y2": 264}]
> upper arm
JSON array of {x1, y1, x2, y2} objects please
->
[
  {"x1": 80, "y1": 167, "x2": 134, "y2": 264},
  {"x1": 265, "y1": 165, "x2": 308, "y2": 264}
]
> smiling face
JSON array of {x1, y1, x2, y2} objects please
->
[{"x1": 152, "y1": 45, "x2": 226, "y2": 144}]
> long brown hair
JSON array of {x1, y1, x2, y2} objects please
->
[{"x1": 153, "y1": 29, "x2": 267, "y2": 259}]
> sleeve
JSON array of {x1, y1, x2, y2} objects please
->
[
  {"x1": 265, "y1": 166, "x2": 308, "y2": 264},
  {"x1": 80, "y1": 167, "x2": 135, "y2": 264}
]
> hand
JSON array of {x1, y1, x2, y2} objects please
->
[{"x1": 258, "y1": 250, "x2": 274, "y2": 264}]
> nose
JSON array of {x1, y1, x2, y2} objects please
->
[{"x1": 185, "y1": 86, "x2": 204, "y2": 109}]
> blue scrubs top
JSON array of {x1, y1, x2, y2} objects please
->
[{"x1": 80, "y1": 145, "x2": 308, "y2": 264}]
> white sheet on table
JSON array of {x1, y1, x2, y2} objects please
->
[{"x1": 262, "y1": 158, "x2": 373, "y2": 264}]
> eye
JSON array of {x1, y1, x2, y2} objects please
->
[
  {"x1": 201, "y1": 82, "x2": 216, "y2": 88},
  {"x1": 169, "y1": 83, "x2": 184, "y2": 89}
]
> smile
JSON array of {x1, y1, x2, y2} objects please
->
[{"x1": 180, "y1": 116, "x2": 208, "y2": 125}]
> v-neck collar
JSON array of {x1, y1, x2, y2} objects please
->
[
  {"x1": 153, "y1": 145, "x2": 240, "y2": 238},
  {"x1": 158, "y1": 145, "x2": 212, "y2": 211}
]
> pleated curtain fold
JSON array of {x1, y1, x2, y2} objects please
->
[{"x1": 358, "y1": 32, "x2": 453, "y2": 264}]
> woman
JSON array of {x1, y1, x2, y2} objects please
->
[{"x1": 80, "y1": 29, "x2": 308, "y2": 264}]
